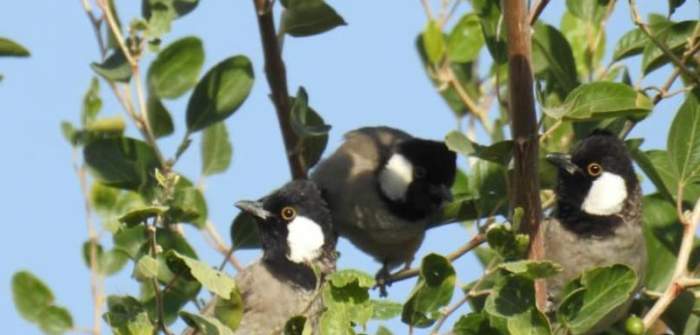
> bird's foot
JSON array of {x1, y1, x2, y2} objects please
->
[{"x1": 373, "y1": 264, "x2": 392, "y2": 298}]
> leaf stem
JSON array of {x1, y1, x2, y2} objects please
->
[{"x1": 430, "y1": 294, "x2": 470, "y2": 334}]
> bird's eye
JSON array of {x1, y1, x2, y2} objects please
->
[
  {"x1": 280, "y1": 206, "x2": 296, "y2": 221},
  {"x1": 414, "y1": 167, "x2": 427, "y2": 179},
  {"x1": 587, "y1": 163, "x2": 603, "y2": 176}
]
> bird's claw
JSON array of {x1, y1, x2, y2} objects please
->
[{"x1": 373, "y1": 265, "x2": 392, "y2": 298}]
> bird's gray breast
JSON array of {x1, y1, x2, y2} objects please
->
[{"x1": 234, "y1": 261, "x2": 320, "y2": 334}]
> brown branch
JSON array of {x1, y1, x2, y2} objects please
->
[
  {"x1": 203, "y1": 221, "x2": 244, "y2": 272},
  {"x1": 503, "y1": 0, "x2": 545, "y2": 310},
  {"x1": 528, "y1": 0, "x2": 550, "y2": 26},
  {"x1": 383, "y1": 233, "x2": 486, "y2": 286},
  {"x1": 642, "y1": 196, "x2": 700, "y2": 329},
  {"x1": 628, "y1": 0, "x2": 700, "y2": 86},
  {"x1": 252, "y1": 0, "x2": 307, "y2": 179}
]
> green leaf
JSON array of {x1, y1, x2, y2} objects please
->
[
  {"x1": 118, "y1": 205, "x2": 168, "y2": 225},
  {"x1": 668, "y1": 89, "x2": 700, "y2": 184},
  {"x1": 142, "y1": 0, "x2": 200, "y2": 39},
  {"x1": 645, "y1": 150, "x2": 700, "y2": 204},
  {"x1": 566, "y1": 0, "x2": 610, "y2": 23},
  {"x1": 164, "y1": 176, "x2": 208, "y2": 228},
  {"x1": 133, "y1": 255, "x2": 161, "y2": 281},
  {"x1": 375, "y1": 325, "x2": 393, "y2": 335},
  {"x1": 484, "y1": 276, "x2": 535, "y2": 318},
  {"x1": 559, "y1": 11, "x2": 605, "y2": 80},
  {"x1": 91, "y1": 49, "x2": 132, "y2": 83},
  {"x1": 498, "y1": 260, "x2": 561, "y2": 279},
  {"x1": 282, "y1": 0, "x2": 346, "y2": 37},
  {"x1": 642, "y1": 194, "x2": 682, "y2": 292},
  {"x1": 0, "y1": 37, "x2": 30, "y2": 57},
  {"x1": 473, "y1": 0, "x2": 506, "y2": 64},
  {"x1": 402, "y1": 254, "x2": 456, "y2": 328},
  {"x1": 81, "y1": 242, "x2": 129, "y2": 275},
  {"x1": 507, "y1": 308, "x2": 551, "y2": 335},
  {"x1": 295, "y1": 100, "x2": 330, "y2": 171},
  {"x1": 148, "y1": 36, "x2": 204, "y2": 99},
  {"x1": 627, "y1": 140, "x2": 675, "y2": 202},
  {"x1": 230, "y1": 212, "x2": 261, "y2": 250},
  {"x1": 83, "y1": 137, "x2": 160, "y2": 191},
  {"x1": 532, "y1": 23, "x2": 579, "y2": 96},
  {"x1": 328, "y1": 269, "x2": 375, "y2": 288},
  {"x1": 180, "y1": 311, "x2": 235, "y2": 334},
  {"x1": 422, "y1": 20, "x2": 446, "y2": 64},
  {"x1": 612, "y1": 29, "x2": 646, "y2": 61},
  {"x1": 441, "y1": 159, "x2": 509, "y2": 222},
  {"x1": 370, "y1": 300, "x2": 402, "y2": 320},
  {"x1": 557, "y1": 264, "x2": 638, "y2": 335},
  {"x1": 186, "y1": 55, "x2": 254, "y2": 132},
  {"x1": 103, "y1": 296, "x2": 148, "y2": 331},
  {"x1": 669, "y1": 0, "x2": 687, "y2": 15},
  {"x1": 166, "y1": 250, "x2": 236, "y2": 298},
  {"x1": 453, "y1": 312, "x2": 502, "y2": 335},
  {"x1": 444, "y1": 131, "x2": 474, "y2": 157},
  {"x1": 82, "y1": 77, "x2": 103, "y2": 127},
  {"x1": 284, "y1": 316, "x2": 311, "y2": 335},
  {"x1": 447, "y1": 14, "x2": 484, "y2": 63},
  {"x1": 214, "y1": 289, "x2": 243, "y2": 331},
  {"x1": 486, "y1": 225, "x2": 529, "y2": 260},
  {"x1": 290, "y1": 87, "x2": 332, "y2": 137},
  {"x1": 37, "y1": 305, "x2": 74, "y2": 335},
  {"x1": 12, "y1": 271, "x2": 55, "y2": 322},
  {"x1": 113, "y1": 225, "x2": 148, "y2": 259},
  {"x1": 445, "y1": 131, "x2": 513, "y2": 165},
  {"x1": 146, "y1": 94, "x2": 174, "y2": 138},
  {"x1": 201, "y1": 122, "x2": 233, "y2": 176},
  {"x1": 642, "y1": 20, "x2": 698, "y2": 74},
  {"x1": 545, "y1": 82, "x2": 652, "y2": 121}
]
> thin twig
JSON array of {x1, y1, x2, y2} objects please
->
[
  {"x1": 71, "y1": 149, "x2": 103, "y2": 335},
  {"x1": 383, "y1": 233, "x2": 486, "y2": 286},
  {"x1": 431, "y1": 294, "x2": 470, "y2": 334},
  {"x1": 628, "y1": 0, "x2": 700, "y2": 85},
  {"x1": 642, "y1": 196, "x2": 700, "y2": 329},
  {"x1": 420, "y1": 0, "x2": 434, "y2": 20},
  {"x1": 252, "y1": 0, "x2": 307, "y2": 179},
  {"x1": 528, "y1": 0, "x2": 550, "y2": 26},
  {"x1": 147, "y1": 223, "x2": 174, "y2": 335},
  {"x1": 204, "y1": 221, "x2": 244, "y2": 272},
  {"x1": 652, "y1": 24, "x2": 700, "y2": 104}
]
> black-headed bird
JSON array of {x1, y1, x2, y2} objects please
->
[
  {"x1": 311, "y1": 127, "x2": 456, "y2": 294},
  {"x1": 233, "y1": 180, "x2": 336, "y2": 334},
  {"x1": 544, "y1": 130, "x2": 646, "y2": 333}
]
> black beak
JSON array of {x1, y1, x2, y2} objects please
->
[
  {"x1": 235, "y1": 200, "x2": 272, "y2": 220},
  {"x1": 429, "y1": 184, "x2": 453, "y2": 203},
  {"x1": 546, "y1": 153, "x2": 581, "y2": 175}
]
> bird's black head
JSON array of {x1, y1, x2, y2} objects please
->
[
  {"x1": 547, "y1": 130, "x2": 639, "y2": 235},
  {"x1": 235, "y1": 180, "x2": 335, "y2": 266},
  {"x1": 377, "y1": 138, "x2": 457, "y2": 220}
]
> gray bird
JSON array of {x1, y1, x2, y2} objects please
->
[
  {"x1": 232, "y1": 180, "x2": 336, "y2": 334},
  {"x1": 544, "y1": 130, "x2": 646, "y2": 334},
  {"x1": 311, "y1": 127, "x2": 456, "y2": 293}
]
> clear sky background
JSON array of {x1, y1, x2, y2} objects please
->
[{"x1": 1, "y1": 1, "x2": 698, "y2": 334}]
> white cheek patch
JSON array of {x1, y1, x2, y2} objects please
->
[
  {"x1": 379, "y1": 154, "x2": 414, "y2": 201},
  {"x1": 581, "y1": 172, "x2": 628, "y2": 216},
  {"x1": 286, "y1": 216, "x2": 325, "y2": 263}
]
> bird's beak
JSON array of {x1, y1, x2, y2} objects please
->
[
  {"x1": 430, "y1": 184, "x2": 453, "y2": 202},
  {"x1": 546, "y1": 153, "x2": 581, "y2": 175},
  {"x1": 235, "y1": 200, "x2": 272, "y2": 220}
]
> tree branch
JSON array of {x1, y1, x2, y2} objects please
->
[
  {"x1": 503, "y1": 0, "x2": 546, "y2": 310},
  {"x1": 528, "y1": 0, "x2": 550, "y2": 26},
  {"x1": 642, "y1": 196, "x2": 700, "y2": 329},
  {"x1": 252, "y1": 0, "x2": 307, "y2": 179},
  {"x1": 383, "y1": 233, "x2": 486, "y2": 286}
]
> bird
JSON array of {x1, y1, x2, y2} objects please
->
[
  {"x1": 544, "y1": 130, "x2": 646, "y2": 334},
  {"x1": 311, "y1": 126, "x2": 457, "y2": 294},
  {"x1": 232, "y1": 179, "x2": 336, "y2": 334}
]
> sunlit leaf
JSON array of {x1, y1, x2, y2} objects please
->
[
  {"x1": 148, "y1": 36, "x2": 204, "y2": 99},
  {"x1": 201, "y1": 122, "x2": 233, "y2": 176}
]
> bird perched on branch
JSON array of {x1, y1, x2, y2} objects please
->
[
  {"x1": 544, "y1": 130, "x2": 646, "y2": 333},
  {"x1": 311, "y1": 127, "x2": 456, "y2": 295},
  {"x1": 233, "y1": 180, "x2": 336, "y2": 334}
]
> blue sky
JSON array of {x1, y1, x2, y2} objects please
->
[{"x1": 1, "y1": 1, "x2": 698, "y2": 334}]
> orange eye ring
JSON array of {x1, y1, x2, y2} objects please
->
[
  {"x1": 280, "y1": 206, "x2": 296, "y2": 221},
  {"x1": 587, "y1": 163, "x2": 603, "y2": 176}
]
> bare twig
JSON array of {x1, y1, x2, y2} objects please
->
[
  {"x1": 147, "y1": 223, "x2": 174, "y2": 335},
  {"x1": 642, "y1": 196, "x2": 700, "y2": 329},
  {"x1": 652, "y1": 24, "x2": 700, "y2": 104},
  {"x1": 71, "y1": 149, "x2": 103, "y2": 335},
  {"x1": 528, "y1": 0, "x2": 550, "y2": 26},
  {"x1": 431, "y1": 294, "x2": 470, "y2": 334},
  {"x1": 252, "y1": 0, "x2": 307, "y2": 179},
  {"x1": 420, "y1": 0, "x2": 434, "y2": 20},
  {"x1": 203, "y1": 221, "x2": 244, "y2": 272},
  {"x1": 628, "y1": 0, "x2": 700, "y2": 85},
  {"x1": 503, "y1": 0, "x2": 546, "y2": 310},
  {"x1": 383, "y1": 233, "x2": 486, "y2": 286}
]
